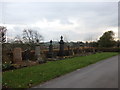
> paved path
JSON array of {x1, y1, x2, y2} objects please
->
[{"x1": 33, "y1": 55, "x2": 118, "y2": 88}]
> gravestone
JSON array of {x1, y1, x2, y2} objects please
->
[
  {"x1": 48, "y1": 40, "x2": 53, "y2": 58},
  {"x1": 93, "y1": 48, "x2": 96, "y2": 54},
  {"x1": 13, "y1": 48, "x2": 22, "y2": 63},
  {"x1": 71, "y1": 49, "x2": 75, "y2": 56},
  {"x1": 59, "y1": 36, "x2": 64, "y2": 56},
  {"x1": 76, "y1": 47, "x2": 80, "y2": 54},
  {"x1": 24, "y1": 49, "x2": 30, "y2": 61},
  {"x1": 35, "y1": 40, "x2": 43, "y2": 63},
  {"x1": 67, "y1": 45, "x2": 70, "y2": 56}
]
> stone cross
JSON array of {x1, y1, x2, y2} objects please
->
[{"x1": 13, "y1": 48, "x2": 22, "y2": 63}]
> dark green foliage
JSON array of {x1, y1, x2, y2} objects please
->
[
  {"x1": 2, "y1": 63, "x2": 12, "y2": 70},
  {"x1": 116, "y1": 40, "x2": 120, "y2": 47},
  {"x1": 89, "y1": 42, "x2": 99, "y2": 47},
  {"x1": 98, "y1": 31, "x2": 115, "y2": 47},
  {"x1": 96, "y1": 47, "x2": 120, "y2": 52}
]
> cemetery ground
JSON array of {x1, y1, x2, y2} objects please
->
[{"x1": 2, "y1": 52, "x2": 118, "y2": 88}]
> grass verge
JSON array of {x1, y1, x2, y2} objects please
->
[{"x1": 2, "y1": 52, "x2": 118, "y2": 88}]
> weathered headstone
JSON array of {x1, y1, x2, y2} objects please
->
[
  {"x1": 24, "y1": 49, "x2": 30, "y2": 61},
  {"x1": 71, "y1": 49, "x2": 75, "y2": 56},
  {"x1": 48, "y1": 40, "x2": 53, "y2": 58},
  {"x1": 67, "y1": 45, "x2": 70, "y2": 56},
  {"x1": 76, "y1": 47, "x2": 80, "y2": 54},
  {"x1": 59, "y1": 36, "x2": 64, "y2": 56},
  {"x1": 13, "y1": 48, "x2": 22, "y2": 63},
  {"x1": 93, "y1": 48, "x2": 96, "y2": 54},
  {"x1": 35, "y1": 40, "x2": 43, "y2": 63}
]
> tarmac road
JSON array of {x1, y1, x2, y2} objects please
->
[{"x1": 33, "y1": 55, "x2": 118, "y2": 88}]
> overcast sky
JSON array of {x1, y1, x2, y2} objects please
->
[{"x1": 0, "y1": 1, "x2": 118, "y2": 42}]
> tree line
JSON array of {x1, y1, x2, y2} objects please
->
[{"x1": 0, "y1": 26, "x2": 119, "y2": 48}]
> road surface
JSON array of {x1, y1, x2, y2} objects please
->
[{"x1": 33, "y1": 55, "x2": 118, "y2": 88}]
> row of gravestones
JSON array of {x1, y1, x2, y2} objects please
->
[{"x1": 13, "y1": 36, "x2": 66, "y2": 64}]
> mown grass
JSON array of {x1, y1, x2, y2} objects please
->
[{"x1": 2, "y1": 52, "x2": 118, "y2": 88}]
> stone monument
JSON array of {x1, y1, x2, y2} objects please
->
[
  {"x1": 24, "y1": 49, "x2": 30, "y2": 61},
  {"x1": 13, "y1": 48, "x2": 22, "y2": 63},
  {"x1": 48, "y1": 40, "x2": 53, "y2": 58},
  {"x1": 35, "y1": 39, "x2": 43, "y2": 63},
  {"x1": 67, "y1": 45, "x2": 70, "y2": 56},
  {"x1": 59, "y1": 36, "x2": 64, "y2": 57},
  {"x1": 71, "y1": 49, "x2": 75, "y2": 56}
]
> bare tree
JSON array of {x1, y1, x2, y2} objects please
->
[
  {"x1": 34, "y1": 31, "x2": 43, "y2": 43},
  {"x1": 22, "y1": 29, "x2": 43, "y2": 43},
  {"x1": 14, "y1": 35, "x2": 23, "y2": 43},
  {"x1": 0, "y1": 26, "x2": 7, "y2": 43}
]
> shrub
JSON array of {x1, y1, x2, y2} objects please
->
[{"x1": 2, "y1": 63, "x2": 15, "y2": 71}]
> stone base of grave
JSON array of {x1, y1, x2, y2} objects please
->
[
  {"x1": 47, "y1": 58, "x2": 57, "y2": 61},
  {"x1": 47, "y1": 53, "x2": 54, "y2": 58},
  {"x1": 37, "y1": 59, "x2": 46, "y2": 64}
]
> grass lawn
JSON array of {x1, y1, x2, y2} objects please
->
[{"x1": 2, "y1": 52, "x2": 118, "y2": 88}]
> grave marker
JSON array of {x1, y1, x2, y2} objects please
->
[
  {"x1": 48, "y1": 40, "x2": 53, "y2": 58},
  {"x1": 35, "y1": 40, "x2": 43, "y2": 63},
  {"x1": 13, "y1": 48, "x2": 22, "y2": 63},
  {"x1": 59, "y1": 36, "x2": 64, "y2": 56}
]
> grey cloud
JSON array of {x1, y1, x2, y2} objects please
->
[
  {"x1": 2, "y1": 2, "x2": 117, "y2": 24},
  {"x1": 60, "y1": 19, "x2": 73, "y2": 25},
  {"x1": 2, "y1": 2, "x2": 118, "y2": 41}
]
